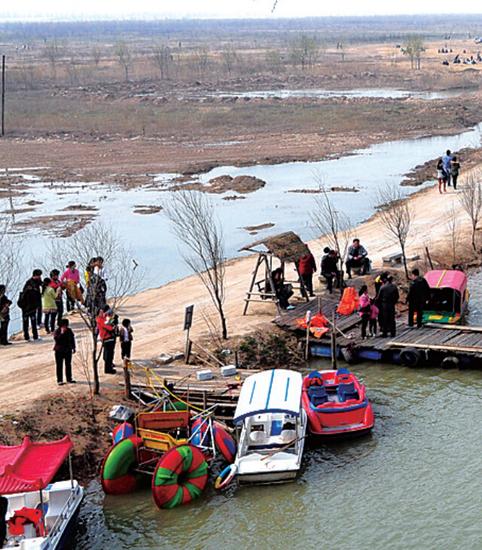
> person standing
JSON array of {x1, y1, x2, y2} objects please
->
[
  {"x1": 451, "y1": 156, "x2": 460, "y2": 190},
  {"x1": 378, "y1": 276, "x2": 399, "y2": 337},
  {"x1": 321, "y1": 248, "x2": 340, "y2": 294},
  {"x1": 0, "y1": 285, "x2": 12, "y2": 346},
  {"x1": 297, "y1": 249, "x2": 316, "y2": 298},
  {"x1": 407, "y1": 268, "x2": 431, "y2": 328},
  {"x1": 61, "y1": 261, "x2": 82, "y2": 311},
  {"x1": 358, "y1": 285, "x2": 371, "y2": 339},
  {"x1": 97, "y1": 306, "x2": 117, "y2": 374},
  {"x1": 41, "y1": 278, "x2": 57, "y2": 334},
  {"x1": 442, "y1": 149, "x2": 453, "y2": 186},
  {"x1": 369, "y1": 298, "x2": 379, "y2": 337},
  {"x1": 53, "y1": 319, "x2": 76, "y2": 385},
  {"x1": 19, "y1": 270, "x2": 42, "y2": 341},
  {"x1": 119, "y1": 318, "x2": 134, "y2": 360},
  {"x1": 50, "y1": 269, "x2": 64, "y2": 327}
]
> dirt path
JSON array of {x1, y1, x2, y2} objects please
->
[{"x1": 1, "y1": 174, "x2": 475, "y2": 414}]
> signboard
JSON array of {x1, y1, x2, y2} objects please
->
[{"x1": 184, "y1": 305, "x2": 194, "y2": 331}]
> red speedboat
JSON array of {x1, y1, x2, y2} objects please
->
[{"x1": 302, "y1": 368, "x2": 374, "y2": 437}]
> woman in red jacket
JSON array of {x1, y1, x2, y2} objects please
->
[{"x1": 96, "y1": 306, "x2": 117, "y2": 374}]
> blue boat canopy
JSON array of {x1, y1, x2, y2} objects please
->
[{"x1": 233, "y1": 369, "x2": 303, "y2": 425}]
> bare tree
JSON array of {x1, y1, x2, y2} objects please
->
[
  {"x1": 114, "y1": 41, "x2": 132, "y2": 82},
  {"x1": 311, "y1": 185, "x2": 353, "y2": 276},
  {"x1": 194, "y1": 46, "x2": 210, "y2": 77},
  {"x1": 402, "y1": 36, "x2": 425, "y2": 70},
  {"x1": 221, "y1": 45, "x2": 238, "y2": 75},
  {"x1": 0, "y1": 215, "x2": 22, "y2": 294},
  {"x1": 166, "y1": 191, "x2": 228, "y2": 339},
  {"x1": 45, "y1": 222, "x2": 140, "y2": 394},
  {"x1": 152, "y1": 44, "x2": 172, "y2": 80},
  {"x1": 445, "y1": 203, "x2": 460, "y2": 265},
  {"x1": 375, "y1": 184, "x2": 413, "y2": 279},
  {"x1": 92, "y1": 46, "x2": 102, "y2": 67},
  {"x1": 289, "y1": 34, "x2": 319, "y2": 71},
  {"x1": 459, "y1": 172, "x2": 482, "y2": 252},
  {"x1": 42, "y1": 39, "x2": 64, "y2": 80}
]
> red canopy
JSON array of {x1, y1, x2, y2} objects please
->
[
  {"x1": 0, "y1": 436, "x2": 73, "y2": 495},
  {"x1": 425, "y1": 270, "x2": 467, "y2": 293}
]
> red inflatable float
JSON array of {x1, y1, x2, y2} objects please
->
[{"x1": 152, "y1": 445, "x2": 208, "y2": 509}]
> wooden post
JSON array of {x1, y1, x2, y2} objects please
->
[
  {"x1": 184, "y1": 304, "x2": 194, "y2": 363},
  {"x1": 425, "y1": 247, "x2": 434, "y2": 270},
  {"x1": 305, "y1": 310, "x2": 312, "y2": 361},
  {"x1": 331, "y1": 311, "x2": 338, "y2": 369},
  {"x1": 243, "y1": 254, "x2": 263, "y2": 315},
  {"x1": 1, "y1": 55, "x2": 5, "y2": 137},
  {"x1": 123, "y1": 359, "x2": 131, "y2": 399}
]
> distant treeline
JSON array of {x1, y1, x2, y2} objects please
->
[{"x1": 2, "y1": 15, "x2": 482, "y2": 43}]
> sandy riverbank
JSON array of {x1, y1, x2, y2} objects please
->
[{"x1": 0, "y1": 170, "x2": 478, "y2": 413}]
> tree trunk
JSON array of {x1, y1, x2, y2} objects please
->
[
  {"x1": 472, "y1": 225, "x2": 477, "y2": 251},
  {"x1": 124, "y1": 65, "x2": 129, "y2": 82},
  {"x1": 92, "y1": 332, "x2": 100, "y2": 395},
  {"x1": 401, "y1": 241, "x2": 409, "y2": 280}
]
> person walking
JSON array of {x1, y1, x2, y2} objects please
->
[
  {"x1": 41, "y1": 278, "x2": 57, "y2": 334},
  {"x1": 437, "y1": 158, "x2": 447, "y2": 194},
  {"x1": 0, "y1": 285, "x2": 12, "y2": 346},
  {"x1": 297, "y1": 249, "x2": 316, "y2": 298},
  {"x1": 378, "y1": 276, "x2": 399, "y2": 337},
  {"x1": 53, "y1": 319, "x2": 76, "y2": 385},
  {"x1": 407, "y1": 268, "x2": 431, "y2": 328},
  {"x1": 19, "y1": 270, "x2": 43, "y2": 341},
  {"x1": 451, "y1": 156, "x2": 460, "y2": 190},
  {"x1": 97, "y1": 306, "x2": 117, "y2": 374},
  {"x1": 442, "y1": 149, "x2": 453, "y2": 186},
  {"x1": 119, "y1": 318, "x2": 134, "y2": 360},
  {"x1": 61, "y1": 261, "x2": 82, "y2": 311},
  {"x1": 358, "y1": 285, "x2": 371, "y2": 339}
]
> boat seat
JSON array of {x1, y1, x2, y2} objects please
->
[
  {"x1": 308, "y1": 385, "x2": 329, "y2": 406},
  {"x1": 271, "y1": 420, "x2": 283, "y2": 436},
  {"x1": 44, "y1": 481, "x2": 74, "y2": 530},
  {"x1": 337, "y1": 382, "x2": 359, "y2": 402}
]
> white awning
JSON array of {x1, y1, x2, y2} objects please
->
[{"x1": 233, "y1": 369, "x2": 302, "y2": 424}]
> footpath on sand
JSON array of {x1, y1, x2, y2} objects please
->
[{"x1": 0, "y1": 179, "x2": 475, "y2": 413}]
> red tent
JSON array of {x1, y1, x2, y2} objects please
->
[{"x1": 0, "y1": 436, "x2": 73, "y2": 495}]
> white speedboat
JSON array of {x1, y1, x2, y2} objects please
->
[
  {"x1": 0, "y1": 436, "x2": 84, "y2": 549},
  {"x1": 233, "y1": 369, "x2": 307, "y2": 484}
]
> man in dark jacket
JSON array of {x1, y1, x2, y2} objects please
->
[
  {"x1": 296, "y1": 249, "x2": 316, "y2": 298},
  {"x1": 407, "y1": 268, "x2": 431, "y2": 328},
  {"x1": 378, "y1": 276, "x2": 399, "y2": 337},
  {"x1": 19, "y1": 269, "x2": 42, "y2": 341},
  {"x1": 53, "y1": 318, "x2": 76, "y2": 385},
  {"x1": 321, "y1": 248, "x2": 340, "y2": 294},
  {"x1": 346, "y1": 239, "x2": 370, "y2": 278}
]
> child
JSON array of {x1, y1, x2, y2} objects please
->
[
  {"x1": 42, "y1": 278, "x2": 57, "y2": 333},
  {"x1": 369, "y1": 298, "x2": 379, "y2": 337},
  {"x1": 119, "y1": 318, "x2": 133, "y2": 360},
  {"x1": 358, "y1": 285, "x2": 371, "y2": 339},
  {"x1": 53, "y1": 319, "x2": 76, "y2": 385},
  {"x1": 437, "y1": 158, "x2": 447, "y2": 194}
]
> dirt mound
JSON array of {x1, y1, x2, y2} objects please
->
[{"x1": 207, "y1": 174, "x2": 266, "y2": 194}]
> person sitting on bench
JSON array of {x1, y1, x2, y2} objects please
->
[
  {"x1": 321, "y1": 248, "x2": 340, "y2": 294},
  {"x1": 346, "y1": 239, "x2": 370, "y2": 278},
  {"x1": 272, "y1": 268, "x2": 294, "y2": 310}
]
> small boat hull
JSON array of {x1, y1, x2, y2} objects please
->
[{"x1": 302, "y1": 369, "x2": 374, "y2": 438}]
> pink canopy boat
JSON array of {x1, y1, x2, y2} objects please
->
[{"x1": 423, "y1": 269, "x2": 469, "y2": 324}]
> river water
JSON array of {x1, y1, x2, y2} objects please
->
[
  {"x1": 74, "y1": 361, "x2": 482, "y2": 549},
  {"x1": 4, "y1": 123, "x2": 482, "y2": 291}
]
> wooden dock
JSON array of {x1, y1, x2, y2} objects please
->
[{"x1": 275, "y1": 297, "x2": 482, "y2": 368}]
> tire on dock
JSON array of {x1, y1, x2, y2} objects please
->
[
  {"x1": 399, "y1": 348, "x2": 423, "y2": 368},
  {"x1": 341, "y1": 346, "x2": 358, "y2": 364},
  {"x1": 440, "y1": 356, "x2": 460, "y2": 369}
]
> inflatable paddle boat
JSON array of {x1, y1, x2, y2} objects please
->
[
  {"x1": 423, "y1": 269, "x2": 469, "y2": 324},
  {"x1": 302, "y1": 368, "x2": 374, "y2": 437}
]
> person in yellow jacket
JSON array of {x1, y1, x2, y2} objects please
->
[{"x1": 41, "y1": 278, "x2": 57, "y2": 333}]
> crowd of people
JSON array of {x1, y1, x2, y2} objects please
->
[
  {"x1": 436, "y1": 149, "x2": 461, "y2": 193},
  {"x1": 0, "y1": 257, "x2": 134, "y2": 386}
]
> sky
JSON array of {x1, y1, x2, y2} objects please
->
[{"x1": 2, "y1": 0, "x2": 482, "y2": 22}]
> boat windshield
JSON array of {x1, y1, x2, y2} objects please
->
[{"x1": 427, "y1": 288, "x2": 461, "y2": 313}]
